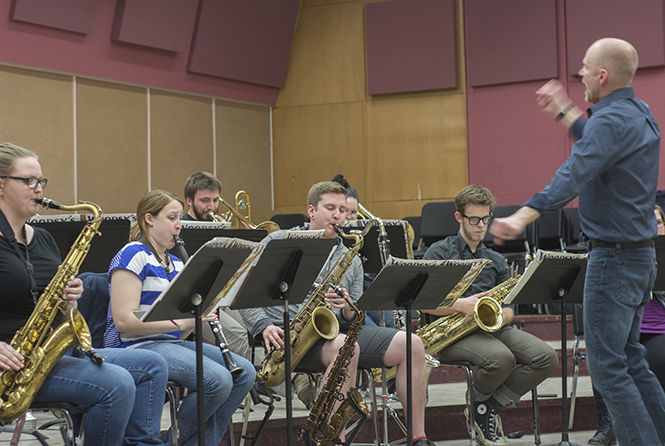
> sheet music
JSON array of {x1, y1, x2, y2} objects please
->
[
  {"x1": 381, "y1": 255, "x2": 489, "y2": 308},
  {"x1": 504, "y1": 249, "x2": 588, "y2": 304},
  {"x1": 140, "y1": 237, "x2": 263, "y2": 320}
]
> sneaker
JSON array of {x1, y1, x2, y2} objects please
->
[
  {"x1": 588, "y1": 428, "x2": 617, "y2": 446},
  {"x1": 413, "y1": 438, "x2": 437, "y2": 446},
  {"x1": 464, "y1": 400, "x2": 507, "y2": 446}
]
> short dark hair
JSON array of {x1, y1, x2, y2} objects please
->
[
  {"x1": 455, "y1": 185, "x2": 495, "y2": 214},
  {"x1": 307, "y1": 181, "x2": 348, "y2": 208},
  {"x1": 184, "y1": 172, "x2": 221, "y2": 201}
]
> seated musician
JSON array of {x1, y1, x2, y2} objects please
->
[
  {"x1": 331, "y1": 174, "x2": 397, "y2": 328},
  {"x1": 421, "y1": 185, "x2": 558, "y2": 446},
  {"x1": 0, "y1": 142, "x2": 169, "y2": 445},
  {"x1": 104, "y1": 189, "x2": 255, "y2": 446},
  {"x1": 239, "y1": 180, "x2": 436, "y2": 446},
  {"x1": 181, "y1": 171, "x2": 251, "y2": 359}
]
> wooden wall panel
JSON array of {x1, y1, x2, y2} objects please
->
[
  {"x1": 276, "y1": 1, "x2": 365, "y2": 106},
  {"x1": 150, "y1": 91, "x2": 213, "y2": 198},
  {"x1": 366, "y1": 93, "x2": 467, "y2": 202},
  {"x1": 273, "y1": 102, "x2": 365, "y2": 210},
  {"x1": 215, "y1": 101, "x2": 272, "y2": 222},
  {"x1": 0, "y1": 66, "x2": 75, "y2": 204},
  {"x1": 77, "y1": 78, "x2": 148, "y2": 213}
]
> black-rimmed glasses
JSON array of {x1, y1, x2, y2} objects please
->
[
  {"x1": 462, "y1": 213, "x2": 492, "y2": 226},
  {"x1": 0, "y1": 176, "x2": 48, "y2": 190}
]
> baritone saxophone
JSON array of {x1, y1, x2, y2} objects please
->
[
  {"x1": 300, "y1": 288, "x2": 367, "y2": 446},
  {"x1": 0, "y1": 198, "x2": 104, "y2": 424}
]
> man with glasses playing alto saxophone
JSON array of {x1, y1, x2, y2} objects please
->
[{"x1": 421, "y1": 185, "x2": 557, "y2": 446}]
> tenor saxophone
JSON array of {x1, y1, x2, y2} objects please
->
[
  {"x1": 0, "y1": 198, "x2": 104, "y2": 424},
  {"x1": 258, "y1": 225, "x2": 371, "y2": 387},
  {"x1": 300, "y1": 289, "x2": 367, "y2": 446}
]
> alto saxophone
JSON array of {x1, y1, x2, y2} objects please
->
[
  {"x1": 258, "y1": 225, "x2": 371, "y2": 387},
  {"x1": 300, "y1": 288, "x2": 367, "y2": 446},
  {"x1": 0, "y1": 198, "x2": 104, "y2": 424}
]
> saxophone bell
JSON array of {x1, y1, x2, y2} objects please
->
[{"x1": 473, "y1": 295, "x2": 504, "y2": 333}]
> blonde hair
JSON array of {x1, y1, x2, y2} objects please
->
[
  {"x1": 307, "y1": 181, "x2": 347, "y2": 208},
  {"x1": 0, "y1": 142, "x2": 38, "y2": 177},
  {"x1": 129, "y1": 190, "x2": 184, "y2": 241}
]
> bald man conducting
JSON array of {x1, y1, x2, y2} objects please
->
[{"x1": 490, "y1": 38, "x2": 665, "y2": 446}]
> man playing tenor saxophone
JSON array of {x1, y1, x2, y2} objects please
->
[
  {"x1": 421, "y1": 185, "x2": 557, "y2": 446},
  {"x1": 240, "y1": 181, "x2": 437, "y2": 446}
]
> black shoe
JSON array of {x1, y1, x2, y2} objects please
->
[
  {"x1": 465, "y1": 400, "x2": 507, "y2": 446},
  {"x1": 588, "y1": 428, "x2": 617, "y2": 446},
  {"x1": 413, "y1": 438, "x2": 437, "y2": 446}
]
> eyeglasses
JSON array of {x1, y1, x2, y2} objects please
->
[
  {"x1": 1, "y1": 176, "x2": 48, "y2": 190},
  {"x1": 658, "y1": 220, "x2": 664, "y2": 227},
  {"x1": 462, "y1": 213, "x2": 492, "y2": 226}
]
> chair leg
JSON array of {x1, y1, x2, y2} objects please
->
[
  {"x1": 10, "y1": 413, "x2": 26, "y2": 446},
  {"x1": 166, "y1": 385, "x2": 181, "y2": 446},
  {"x1": 463, "y1": 365, "x2": 475, "y2": 446},
  {"x1": 531, "y1": 387, "x2": 541, "y2": 446}
]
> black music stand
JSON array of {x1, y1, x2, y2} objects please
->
[
  {"x1": 142, "y1": 237, "x2": 259, "y2": 446},
  {"x1": 653, "y1": 235, "x2": 665, "y2": 290},
  {"x1": 357, "y1": 259, "x2": 478, "y2": 446},
  {"x1": 229, "y1": 237, "x2": 337, "y2": 446},
  {"x1": 505, "y1": 250, "x2": 587, "y2": 446},
  {"x1": 340, "y1": 220, "x2": 409, "y2": 274}
]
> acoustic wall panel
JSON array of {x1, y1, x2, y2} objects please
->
[
  {"x1": 10, "y1": 0, "x2": 98, "y2": 34},
  {"x1": 365, "y1": 0, "x2": 457, "y2": 95},
  {"x1": 465, "y1": 0, "x2": 558, "y2": 87},
  {"x1": 188, "y1": 0, "x2": 300, "y2": 88},
  {"x1": 565, "y1": 0, "x2": 665, "y2": 75},
  {"x1": 111, "y1": 0, "x2": 197, "y2": 52}
]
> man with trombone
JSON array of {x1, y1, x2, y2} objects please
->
[{"x1": 181, "y1": 171, "x2": 250, "y2": 359}]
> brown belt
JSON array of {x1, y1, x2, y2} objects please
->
[{"x1": 589, "y1": 239, "x2": 654, "y2": 250}]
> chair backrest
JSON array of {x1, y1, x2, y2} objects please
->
[
  {"x1": 419, "y1": 201, "x2": 457, "y2": 247},
  {"x1": 484, "y1": 205, "x2": 530, "y2": 253},
  {"x1": 562, "y1": 207, "x2": 582, "y2": 246},
  {"x1": 77, "y1": 272, "x2": 110, "y2": 349},
  {"x1": 533, "y1": 210, "x2": 563, "y2": 251},
  {"x1": 270, "y1": 213, "x2": 308, "y2": 230}
]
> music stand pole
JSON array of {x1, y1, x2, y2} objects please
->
[
  {"x1": 545, "y1": 266, "x2": 582, "y2": 446},
  {"x1": 192, "y1": 293, "x2": 206, "y2": 446},
  {"x1": 273, "y1": 250, "x2": 303, "y2": 446}
]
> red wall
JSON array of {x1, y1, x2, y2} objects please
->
[
  {"x1": 466, "y1": 0, "x2": 665, "y2": 205},
  {"x1": 0, "y1": 0, "x2": 295, "y2": 105}
]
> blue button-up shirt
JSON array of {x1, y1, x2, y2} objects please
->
[{"x1": 525, "y1": 87, "x2": 660, "y2": 242}]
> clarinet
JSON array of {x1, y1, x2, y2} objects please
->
[{"x1": 172, "y1": 235, "x2": 244, "y2": 380}]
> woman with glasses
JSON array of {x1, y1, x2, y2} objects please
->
[{"x1": 0, "y1": 142, "x2": 170, "y2": 445}]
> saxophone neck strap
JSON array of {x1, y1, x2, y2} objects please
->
[{"x1": 0, "y1": 209, "x2": 38, "y2": 303}]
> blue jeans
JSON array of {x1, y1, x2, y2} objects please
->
[
  {"x1": 101, "y1": 348, "x2": 169, "y2": 446},
  {"x1": 138, "y1": 340, "x2": 255, "y2": 446},
  {"x1": 365, "y1": 310, "x2": 395, "y2": 327},
  {"x1": 584, "y1": 245, "x2": 665, "y2": 446},
  {"x1": 34, "y1": 353, "x2": 135, "y2": 446}
]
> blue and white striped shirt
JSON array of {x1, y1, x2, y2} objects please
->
[{"x1": 103, "y1": 241, "x2": 184, "y2": 348}]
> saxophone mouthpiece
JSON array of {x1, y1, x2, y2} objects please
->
[{"x1": 36, "y1": 198, "x2": 62, "y2": 209}]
